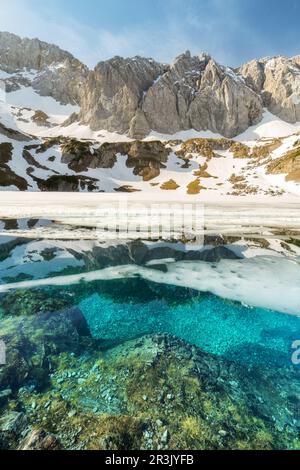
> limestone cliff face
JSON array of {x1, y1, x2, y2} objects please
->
[
  {"x1": 1, "y1": 32, "x2": 300, "y2": 138},
  {"x1": 142, "y1": 52, "x2": 209, "y2": 134},
  {"x1": 79, "y1": 51, "x2": 263, "y2": 138},
  {"x1": 0, "y1": 32, "x2": 88, "y2": 105},
  {"x1": 78, "y1": 56, "x2": 166, "y2": 135},
  {"x1": 31, "y1": 59, "x2": 88, "y2": 106},
  {"x1": 239, "y1": 56, "x2": 300, "y2": 123},
  {"x1": 0, "y1": 32, "x2": 73, "y2": 71},
  {"x1": 143, "y1": 52, "x2": 262, "y2": 138}
]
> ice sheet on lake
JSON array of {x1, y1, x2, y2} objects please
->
[{"x1": 0, "y1": 255, "x2": 299, "y2": 316}]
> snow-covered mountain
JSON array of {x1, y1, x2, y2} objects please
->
[{"x1": 0, "y1": 31, "x2": 300, "y2": 197}]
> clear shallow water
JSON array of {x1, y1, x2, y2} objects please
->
[
  {"x1": 0, "y1": 223, "x2": 300, "y2": 450},
  {"x1": 79, "y1": 284, "x2": 300, "y2": 368}
]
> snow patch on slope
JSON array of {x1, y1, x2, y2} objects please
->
[
  {"x1": 144, "y1": 111, "x2": 300, "y2": 143},
  {"x1": 145, "y1": 128, "x2": 224, "y2": 142},
  {"x1": 7, "y1": 86, "x2": 79, "y2": 116},
  {"x1": 237, "y1": 110, "x2": 300, "y2": 141},
  {"x1": 36, "y1": 121, "x2": 134, "y2": 142},
  {"x1": 0, "y1": 101, "x2": 20, "y2": 131}
]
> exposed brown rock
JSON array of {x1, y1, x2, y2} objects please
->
[
  {"x1": 187, "y1": 178, "x2": 205, "y2": 194},
  {"x1": 230, "y1": 142, "x2": 250, "y2": 158},
  {"x1": 19, "y1": 429, "x2": 61, "y2": 451},
  {"x1": 160, "y1": 179, "x2": 180, "y2": 190},
  {"x1": 32, "y1": 110, "x2": 50, "y2": 126},
  {"x1": 36, "y1": 174, "x2": 98, "y2": 192},
  {"x1": 251, "y1": 139, "x2": 282, "y2": 159},
  {"x1": 0, "y1": 143, "x2": 28, "y2": 190},
  {"x1": 267, "y1": 145, "x2": 300, "y2": 182}
]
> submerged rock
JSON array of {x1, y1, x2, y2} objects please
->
[
  {"x1": 0, "y1": 330, "x2": 299, "y2": 450},
  {"x1": 0, "y1": 288, "x2": 75, "y2": 317},
  {"x1": 19, "y1": 429, "x2": 61, "y2": 451},
  {"x1": 0, "y1": 307, "x2": 92, "y2": 392},
  {"x1": 0, "y1": 389, "x2": 12, "y2": 407},
  {"x1": 0, "y1": 254, "x2": 299, "y2": 451},
  {"x1": 0, "y1": 412, "x2": 28, "y2": 450}
]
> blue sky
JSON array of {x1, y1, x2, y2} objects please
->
[{"x1": 0, "y1": 0, "x2": 299, "y2": 67}]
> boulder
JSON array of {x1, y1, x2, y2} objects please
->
[
  {"x1": 19, "y1": 429, "x2": 61, "y2": 451},
  {"x1": 0, "y1": 412, "x2": 28, "y2": 449}
]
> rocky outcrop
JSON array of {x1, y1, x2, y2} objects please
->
[
  {"x1": 79, "y1": 51, "x2": 263, "y2": 139},
  {"x1": 0, "y1": 32, "x2": 74, "y2": 71},
  {"x1": 1, "y1": 31, "x2": 300, "y2": 143},
  {"x1": 0, "y1": 121, "x2": 31, "y2": 142},
  {"x1": 141, "y1": 51, "x2": 207, "y2": 134},
  {"x1": 79, "y1": 56, "x2": 166, "y2": 134},
  {"x1": 19, "y1": 429, "x2": 61, "y2": 450},
  {"x1": 60, "y1": 138, "x2": 171, "y2": 180},
  {"x1": 239, "y1": 55, "x2": 300, "y2": 123},
  {"x1": 32, "y1": 59, "x2": 87, "y2": 106},
  {"x1": 0, "y1": 32, "x2": 88, "y2": 105},
  {"x1": 36, "y1": 174, "x2": 99, "y2": 192},
  {"x1": 188, "y1": 59, "x2": 262, "y2": 137},
  {"x1": 142, "y1": 52, "x2": 262, "y2": 138},
  {"x1": 267, "y1": 142, "x2": 300, "y2": 182},
  {"x1": 125, "y1": 140, "x2": 171, "y2": 180},
  {"x1": 1, "y1": 31, "x2": 300, "y2": 139},
  {"x1": 0, "y1": 142, "x2": 29, "y2": 190}
]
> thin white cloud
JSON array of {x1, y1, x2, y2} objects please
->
[
  {"x1": 0, "y1": 0, "x2": 284, "y2": 68},
  {"x1": 0, "y1": 0, "x2": 204, "y2": 66}
]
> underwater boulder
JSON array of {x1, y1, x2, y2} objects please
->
[
  {"x1": 0, "y1": 411, "x2": 28, "y2": 450},
  {"x1": 0, "y1": 349, "x2": 30, "y2": 391},
  {"x1": 0, "y1": 288, "x2": 75, "y2": 317},
  {"x1": 18, "y1": 429, "x2": 61, "y2": 450},
  {"x1": 0, "y1": 307, "x2": 93, "y2": 392}
]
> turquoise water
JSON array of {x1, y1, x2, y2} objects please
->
[
  {"x1": 1, "y1": 230, "x2": 300, "y2": 450},
  {"x1": 79, "y1": 281, "x2": 300, "y2": 368}
]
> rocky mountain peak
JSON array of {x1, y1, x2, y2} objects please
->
[
  {"x1": 171, "y1": 50, "x2": 210, "y2": 70},
  {"x1": 0, "y1": 31, "x2": 300, "y2": 139},
  {"x1": 76, "y1": 48, "x2": 264, "y2": 138},
  {"x1": 0, "y1": 31, "x2": 78, "y2": 72},
  {"x1": 239, "y1": 55, "x2": 300, "y2": 123},
  {"x1": 0, "y1": 31, "x2": 88, "y2": 106},
  {"x1": 140, "y1": 52, "x2": 262, "y2": 138},
  {"x1": 79, "y1": 55, "x2": 165, "y2": 134}
]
